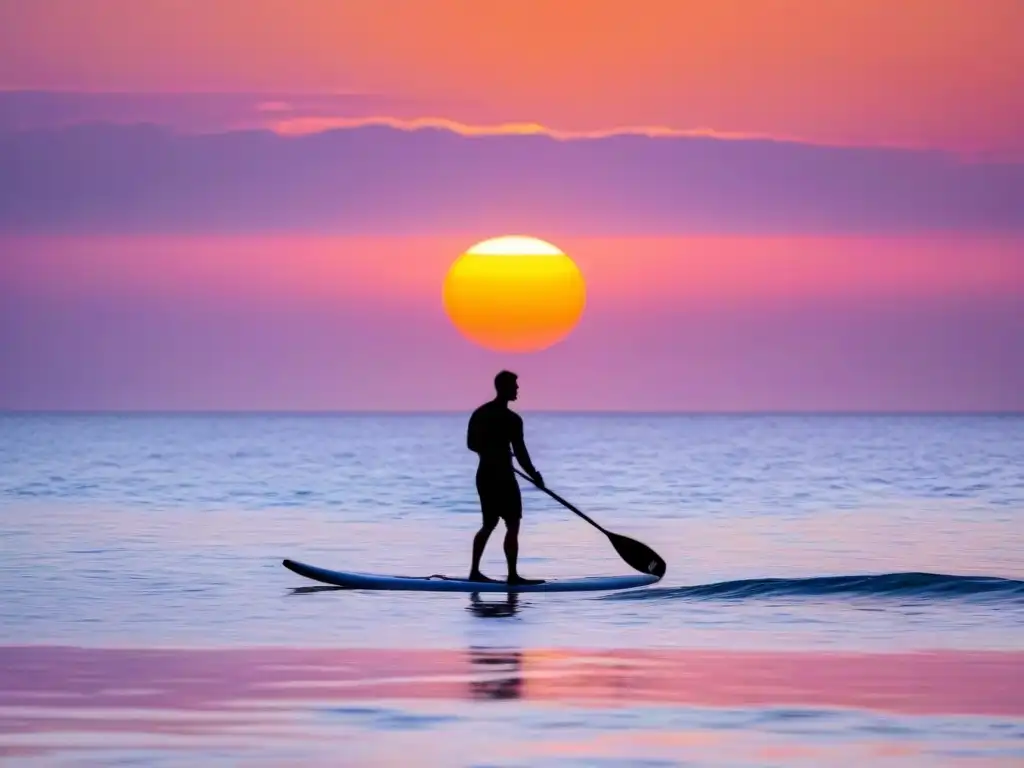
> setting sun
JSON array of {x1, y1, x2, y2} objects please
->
[{"x1": 442, "y1": 236, "x2": 587, "y2": 353}]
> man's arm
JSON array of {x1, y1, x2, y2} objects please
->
[{"x1": 511, "y1": 416, "x2": 544, "y2": 487}]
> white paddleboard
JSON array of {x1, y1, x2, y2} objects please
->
[{"x1": 282, "y1": 559, "x2": 661, "y2": 593}]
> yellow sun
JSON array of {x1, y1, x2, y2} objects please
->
[{"x1": 442, "y1": 235, "x2": 587, "y2": 353}]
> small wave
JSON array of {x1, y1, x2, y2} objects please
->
[{"x1": 602, "y1": 572, "x2": 1024, "y2": 602}]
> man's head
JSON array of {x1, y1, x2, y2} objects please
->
[{"x1": 494, "y1": 370, "x2": 519, "y2": 402}]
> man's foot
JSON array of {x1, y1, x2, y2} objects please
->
[
  {"x1": 468, "y1": 571, "x2": 499, "y2": 583},
  {"x1": 506, "y1": 574, "x2": 546, "y2": 586}
]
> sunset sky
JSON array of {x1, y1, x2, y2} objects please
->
[{"x1": 1, "y1": 0, "x2": 1022, "y2": 411}]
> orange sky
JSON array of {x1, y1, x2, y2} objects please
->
[
  {"x1": 1, "y1": 0, "x2": 1022, "y2": 153},
  {"x1": 1, "y1": 2, "x2": 1022, "y2": 410}
]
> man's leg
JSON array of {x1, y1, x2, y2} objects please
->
[
  {"x1": 503, "y1": 516, "x2": 544, "y2": 586},
  {"x1": 471, "y1": 471, "x2": 500, "y2": 581},
  {"x1": 503, "y1": 516, "x2": 521, "y2": 578},
  {"x1": 470, "y1": 516, "x2": 498, "y2": 580}
]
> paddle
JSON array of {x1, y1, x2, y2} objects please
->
[{"x1": 514, "y1": 468, "x2": 667, "y2": 578}]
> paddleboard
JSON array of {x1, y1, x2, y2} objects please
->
[{"x1": 282, "y1": 559, "x2": 661, "y2": 593}]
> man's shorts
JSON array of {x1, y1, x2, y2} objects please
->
[{"x1": 476, "y1": 468, "x2": 522, "y2": 525}]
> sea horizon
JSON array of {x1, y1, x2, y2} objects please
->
[{"x1": 4, "y1": 409, "x2": 1023, "y2": 416}]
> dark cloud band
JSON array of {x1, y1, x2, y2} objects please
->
[{"x1": 1, "y1": 119, "x2": 1021, "y2": 234}]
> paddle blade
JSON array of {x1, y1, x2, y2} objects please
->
[{"x1": 608, "y1": 532, "x2": 667, "y2": 578}]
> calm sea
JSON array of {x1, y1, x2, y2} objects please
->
[{"x1": 1, "y1": 413, "x2": 1022, "y2": 766}]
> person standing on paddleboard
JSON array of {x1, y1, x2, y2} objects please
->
[{"x1": 467, "y1": 370, "x2": 546, "y2": 585}]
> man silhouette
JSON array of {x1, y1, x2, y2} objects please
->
[{"x1": 467, "y1": 370, "x2": 545, "y2": 585}]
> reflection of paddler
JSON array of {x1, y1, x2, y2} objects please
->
[
  {"x1": 467, "y1": 591, "x2": 519, "y2": 618},
  {"x1": 467, "y1": 646, "x2": 523, "y2": 701}
]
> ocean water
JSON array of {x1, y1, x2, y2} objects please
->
[{"x1": 1, "y1": 413, "x2": 1022, "y2": 766}]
